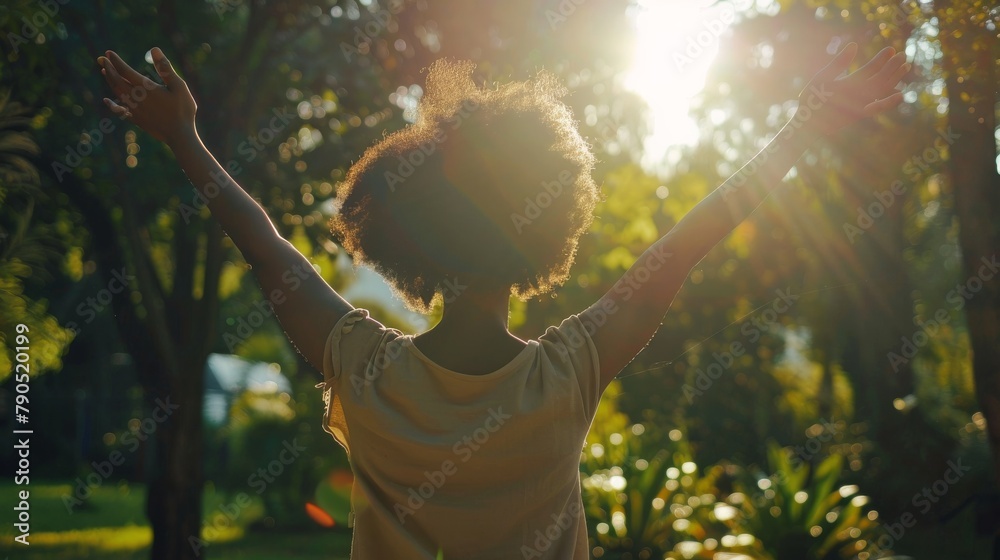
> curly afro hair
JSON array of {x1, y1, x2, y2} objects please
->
[{"x1": 330, "y1": 60, "x2": 599, "y2": 313}]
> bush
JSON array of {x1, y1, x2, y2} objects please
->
[{"x1": 580, "y1": 383, "x2": 886, "y2": 559}]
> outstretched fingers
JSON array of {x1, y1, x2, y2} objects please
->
[
  {"x1": 883, "y1": 58, "x2": 911, "y2": 90},
  {"x1": 861, "y1": 52, "x2": 909, "y2": 106},
  {"x1": 817, "y1": 42, "x2": 858, "y2": 82},
  {"x1": 150, "y1": 47, "x2": 181, "y2": 89},
  {"x1": 851, "y1": 47, "x2": 896, "y2": 81},
  {"x1": 98, "y1": 55, "x2": 134, "y2": 101},
  {"x1": 863, "y1": 91, "x2": 904, "y2": 118},
  {"x1": 871, "y1": 51, "x2": 908, "y2": 87},
  {"x1": 103, "y1": 97, "x2": 132, "y2": 119},
  {"x1": 106, "y1": 50, "x2": 159, "y2": 91}
]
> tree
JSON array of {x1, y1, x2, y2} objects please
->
[
  {"x1": 778, "y1": 0, "x2": 999, "y2": 531},
  {"x1": 937, "y1": 0, "x2": 1000, "y2": 489},
  {"x1": 3, "y1": 0, "x2": 398, "y2": 556},
  {"x1": 0, "y1": 87, "x2": 75, "y2": 379},
  {"x1": 720, "y1": 0, "x2": 997, "y2": 541}
]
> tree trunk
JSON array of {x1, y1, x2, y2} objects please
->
[
  {"x1": 147, "y1": 362, "x2": 206, "y2": 560},
  {"x1": 50, "y1": 163, "x2": 213, "y2": 558},
  {"x1": 939, "y1": 0, "x2": 1000, "y2": 486}
]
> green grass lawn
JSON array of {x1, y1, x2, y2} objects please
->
[{"x1": 0, "y1": 481, "x2": 351, "y2": 559}]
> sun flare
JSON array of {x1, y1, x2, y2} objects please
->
[{"x1": 625, "y1": 0, "x2": 737, "y2": 167}]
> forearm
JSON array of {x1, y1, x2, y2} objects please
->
[
  {"x1": 665, "y1": 116, "x2": 819, "y2": 269},
  {"x1": 167, "y1": 126, "x2": 350, "y2": 368},
  {"x1": 167, "y1": 126, "x2": 283, "y2": 265},
  {"x1": 583, "y1": 117, "x2": 819, "y2": 380},
  {"x1": 585, "y1": 43, "x2": 908, "y2": 381}
]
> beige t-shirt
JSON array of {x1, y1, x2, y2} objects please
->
[{"x1": 318, "y1": 308, "x2": 603, "y2": 559}]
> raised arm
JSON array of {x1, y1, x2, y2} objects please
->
[
  {"x1": 99, "y1": 48, "x2": 352, "y2": 370},
  {"x1": 583, "y1": 43, "x2": 909, "y2": 387}
]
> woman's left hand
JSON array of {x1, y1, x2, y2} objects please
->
[{"x1": 797, "y1": 43, "x2": 910, "y2": 137}]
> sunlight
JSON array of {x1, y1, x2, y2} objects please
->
[{"x1": 624, "y1": 0, "x2": 740, "y2": 168}]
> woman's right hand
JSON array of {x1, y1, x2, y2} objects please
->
[{"x1": 99, "y1": 47, "x2": 197, "y2": 146}]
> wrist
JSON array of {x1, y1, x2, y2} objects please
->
[
  {"x1": 165, "y1": 122, "x2": 200, "y2": 150},
  {"x1": 783, "y1": 111, "x2": 824, "y2": 146}
]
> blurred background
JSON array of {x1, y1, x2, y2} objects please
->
[{"x1": 0, "y1": 0, "x2": 998, "y2": 558}]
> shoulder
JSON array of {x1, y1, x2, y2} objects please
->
[
  {"x1": 322, "y1": 308, "x2": 404, "y2": 383},
  {"x1": 537, "y1": 313, "x2": 604, "y2": 421},
  {"x1": 538, "y1": 314, "x2": 597, "y2": 362}
]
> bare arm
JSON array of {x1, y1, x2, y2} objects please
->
[
  {"x1": 100, "y1": 48, "x2": 352, "y2": 370},
  {"x1": 582, "y1": 43, "x2": 910, "y2": 387}
]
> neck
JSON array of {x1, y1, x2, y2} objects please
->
[{"x1": 435, "y1": 288, "x2": 510, "y2": 335}]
